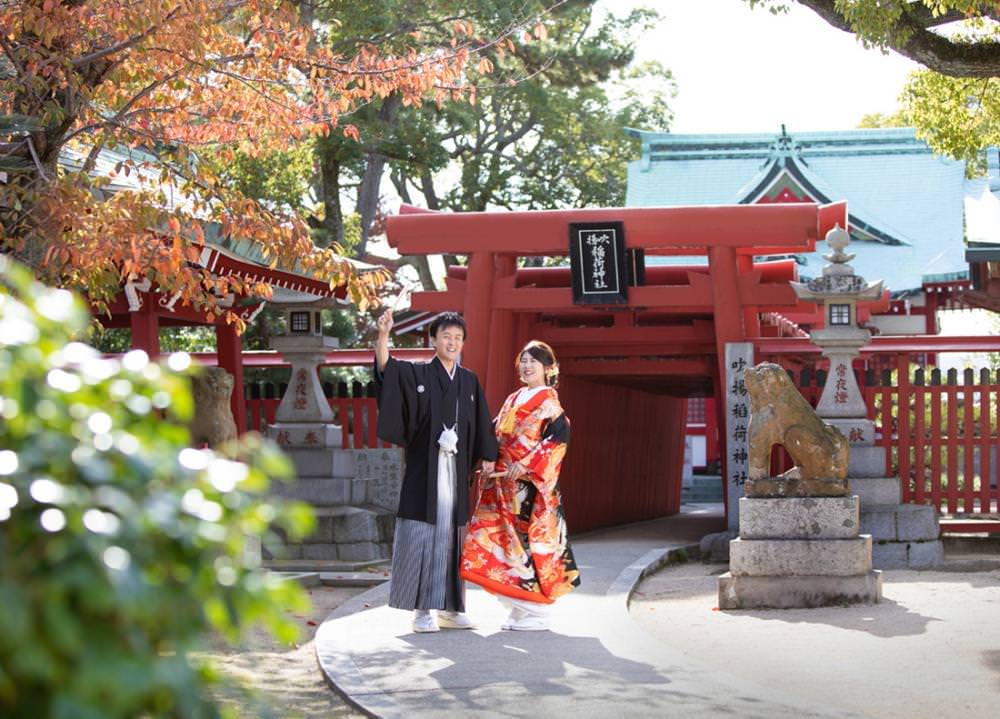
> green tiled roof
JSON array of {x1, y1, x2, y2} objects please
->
[{"x1": 626, "y1": 127, "x2": 970, "y2": 293}]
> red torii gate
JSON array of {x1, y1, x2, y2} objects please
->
[{"x1": 386, "y1": 201, "x2": 850, "y2": 530}]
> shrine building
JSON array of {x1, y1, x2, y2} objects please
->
[{"x1": 626, "y1": 126, "x2": 973, "y2": 336}]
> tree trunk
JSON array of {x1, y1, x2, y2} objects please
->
[
  {"x1": 318, "y1": 148, "x2": 344, "y2": 248},
  {"x1": 389, "y1": 168, "x2": 437, "y2": 290},
  {"x1": 356, "y1": 94, "x2": 402, "y2": 256},
  {"x1": 401, "y1": 255, "x2": 437, "y2": 291}
]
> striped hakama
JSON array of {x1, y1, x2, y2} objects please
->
[{"x1": 388, "y1": 448, "x2": 465, "y2": 612}]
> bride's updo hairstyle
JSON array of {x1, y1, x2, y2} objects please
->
[{"x1": 515, "y1": 340, "x2": 560, "y2": 388}]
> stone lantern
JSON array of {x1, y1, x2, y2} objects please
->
[
  {"x1": 265, "y1": 290, "x2": 341, "y2": 448},
  {"x1": 791, "y1": 224, "x2": 883, "y2": 419},
  {"x1": 792, "y1": 225, "x2": 943, "y2": 569}
]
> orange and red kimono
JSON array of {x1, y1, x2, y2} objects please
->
[{"x1": 461, "y1": 386, "x2": 580, "y2": 604}]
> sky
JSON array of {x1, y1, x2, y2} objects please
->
[{"x1": 605, "y1": 0, "x2": 922, "y2": 134}]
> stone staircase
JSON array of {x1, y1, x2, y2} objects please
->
[
  {"x1": 682, "y1": 474, "x2": 724, "y2": 504},
  {"x1": 844, "y1": 434, "x2": 944, "y2": 569},
  {"x1": 266, "y1": 446, "x2": 402, "y2": 563},
  {"x1": 852, "y1": 475, "x2": 944, "y2": 569}
]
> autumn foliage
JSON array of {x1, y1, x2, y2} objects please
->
[{"x1": 0, "y1": 1, "x2": 532, "y2": 326}]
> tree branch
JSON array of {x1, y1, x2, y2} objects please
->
[
  {"x1": 71, "y1": 5, "x2": 183, "y2": 70},
  {"x1": 795, "y1": 0, "x2": 1000, "y2": 78}
]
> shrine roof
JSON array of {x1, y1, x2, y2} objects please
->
[{"x1": 625, "y1": 127, "x2": 970, "y2": 294}]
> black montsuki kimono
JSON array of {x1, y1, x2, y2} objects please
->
[{"x1": 374, "y1": 356, "x2": 498, "y2": 526}]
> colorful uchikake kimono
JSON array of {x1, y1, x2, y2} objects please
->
[{"x1": 461, "y1": 385, "x2": 580, "y2": 604}]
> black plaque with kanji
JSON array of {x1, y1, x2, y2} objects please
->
[{"x1": 568, "y1": 221, "x2": 628, "y2": 305}]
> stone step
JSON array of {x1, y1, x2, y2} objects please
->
[
  {"x1": 860, "y1": 507, "x2": 898, "y2": 541},
  {"x1": 682, "y1": 491, "x2": 724, "y2": 502},
  {"x1": 272, "y1": 476, "x2": 399, "y2": 510},
  {"x1": 872, "y1": 539, "x2": 944, "y2": 569},
  {"x1": 263, "y1": 558, "x2": 389, "y2": 573},
  {"x1": 895, "y1": 504, "x2": 940, "y2": 541},
  {"x1": 739, "y1": 496, "x2": 859, "y2": 540},
  {"x1": 852, "y1": 476, "x2": 900, "y2": 506},
  {"x1": 272, "y1": 477, "x2": 355, "y2": 505},
  {"x1": 729, "y1": 536, "x2": 872, "y2": 577},
  {"x1": 319, "y1": 571, "x2": 391, "y2": 587},
  {"x1": 688, "y1": 477, "x2": 725, "y2": 490},
  {"x1": 942, "y1": 533, "x2": 1000, "y2": 555},
  {"x1": 282, "y1": 447, "x2": 356, "y2": 478},
  {"x1": 861, "y1": 504, "x2": 939, "y2": 542},
  {"x1": 718, "y1": 570, "x2": 882, "y2": 609},
  {"x1": 268, "y1": 506, "x2": 396, "y2": 562},
  {"x1": 271, "y1": 571, "x2": 322, "y2": 588},
  {"x1": 283, "y1": 540, "x2": 393, "y2": 562}
]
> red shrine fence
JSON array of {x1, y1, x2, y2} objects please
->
[{"x1": 765, "y1": 355, "x2": 1000, "y2": 524}]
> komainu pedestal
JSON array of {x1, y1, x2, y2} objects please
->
[
  {"x1": 719, "y1": 496, "x2": 882, "y2": 609},
  {"x1": 719, "y1": 363, "x2": 882, "y2": 609}
]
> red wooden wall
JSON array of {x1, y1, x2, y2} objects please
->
[{"x1": 557, "y1": 376, "x2": 687, "y2": 533}]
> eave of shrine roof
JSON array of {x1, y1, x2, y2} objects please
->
[{"x1": 736, "y1": 156, "x2": 917, "y2": 246}]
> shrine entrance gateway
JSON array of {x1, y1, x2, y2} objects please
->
[{"x1": 385, "y1": 202, "x2": 849, "y2": 531}]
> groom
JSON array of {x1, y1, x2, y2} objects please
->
[{"x1": 373, "y1": 309, "x2": 498, "y2": 632}]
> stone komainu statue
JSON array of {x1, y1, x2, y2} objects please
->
[
  {"x1": 744, "y1": 362, "x2": 849, "y2": 498},
  {"x1": 189, "y1": 366, "x2": 238, "y2": 447}
]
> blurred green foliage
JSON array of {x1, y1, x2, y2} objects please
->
[{"x1": 0, "y1": 257, "x2": 315, "y2": 718}]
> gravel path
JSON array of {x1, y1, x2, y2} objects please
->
[{"x1": 631, "y1": 561, "x2": 1000, "y2": 719}]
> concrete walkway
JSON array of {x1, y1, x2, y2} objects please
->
[{"x1": 315, "y1": 505, "x2": 870, "y2": 718}]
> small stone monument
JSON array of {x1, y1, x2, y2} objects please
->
[
  {"x1": 718, "y1": 362, "x2": 882, "y2": 609},
  {"x1": 791, "y1": 225, "x2": 943, "y2": 569}
]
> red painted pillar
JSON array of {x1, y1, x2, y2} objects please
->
[
  {"x1": 216, "y1": 321, "x2": 247, "y2": 435},
  {"x1": 710, "y1": 247, "x2": 745, "y2": 346},
  {"x1": 704, "y1": 397, "x2": 719, "y2": 469},
  {"x1": 129, "y1": 294, "x2": 161, "y2": 357},
  {"x1": 462, "y1": 251, "x2": 496, "y2": 383},
  {"x1": 708, "y1": 246, "x2": 746, "y2": 525},
  {"x1": 737, "y1": 255, "x2": 761, "y2": 337},
  {"x1": 486, "y1": 256, "x2": 517, "y2": 412},
  {"x1": 924, "y1": 289, "x2": 939, "y2": 366}
]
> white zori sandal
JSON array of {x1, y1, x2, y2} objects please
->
[
  {"x1": 412, "y1": 610, "x2": 439, "y2": 633},
  {"x1": 437, "y1": 611, "x2": 477, "y2": 630}
]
